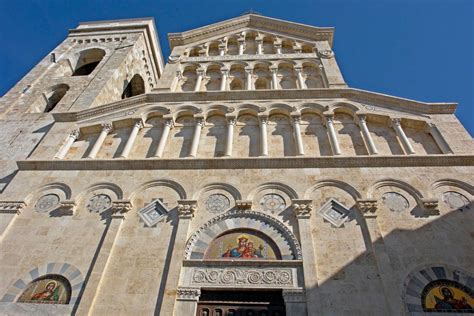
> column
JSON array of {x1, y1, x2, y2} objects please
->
[
  {"x1": 256, "y1": 38, "x2": 263, "y2": 55},
  {"x1": 218, "y1": 43, "x2": 226, "y2": 56},
  {"x1": 275, "y1": 43, "x2": 282, "y2": 54},
  {"x1": 357, "y1": 114, "x2": 378, "y2": 155},
  {"x1": 188, "y1": 116, "x2": 204, "y2": 157},
  {"x1": 292, "y1": 200, "x2": 321, "y2": 315},
  {"x1": 76, "y1": 202, "x2": 132, "y2": 315},
  {"x1": 55, "y1": 129, "x2": 80, "y2": 159},
  {"x1": 357, "y1": 200, "x2": 400, "y2": 315},
  {"x1": 87, "y1": 123, "x2": 112, "y2": 159},
  {"x1": 194, "y1": 68, "x2": 204, "y2": 92},
  {"x1": 224, "y1": 115, "x2": 236, "y2": 157},
  {"x1": 295, "y1": 67, "x2": 306, "y2": 89},
  {"x1": 270, "y1": 67, "x2": 279, "y2": 90},
  {"x1": 391, "y1": 118, "x2": 415, "y2": 155},
  {"x1": 220, "y1": 68, "x2": 228, "y2": 91},
  {"x1": 154, "y1": 118, "x2": 174, "y2": 158},
  {"x1": 120, "y1": 120, "x2": 144, "y2": 158},
  {"x1": 324, "y1": 114, "x2": 341, "y2": 155},
  {"x1": 238, "y1": 38, "x2": 245, "y2": 55},
  {"x1": 164, "y1": 200, "x2": 197, "y2": 315},
  {"x1": 292, "y1": 115, "x2": 305, "y2": 156},
  {"x1": 245, "y1": 67, "x2": 253, "y2": 90},
  {"x1": 425, "y1": 123, "x2": 453, "y2": 154},
  {"x1": 258, "y1": 114, "x2": 269, "y2": 156}
]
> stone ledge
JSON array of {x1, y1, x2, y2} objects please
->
[{"x1": 16, "y1": 155, "x2": 474, "y2": 171}]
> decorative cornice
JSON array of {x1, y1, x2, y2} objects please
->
[
  {"x1": 51, "y1": 88, "x2": 457, "y2": 123},
  {"x1": 17, "y1": 155, "x2": 474, "y2": 171},
  {"x1": 183, "y1": 52, "x2": 316, "y2": 63}
]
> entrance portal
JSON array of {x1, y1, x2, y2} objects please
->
[{"x1": 196, "y1": 290, "x2": 286, "y2": 316}]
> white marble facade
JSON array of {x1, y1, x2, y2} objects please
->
[{"x1": 0, "y1": 14, "x2": 473, "y2": 316}]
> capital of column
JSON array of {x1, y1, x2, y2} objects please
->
[
  {"x1": 164, "y1": 118, "x2": 175, "y2": 128},
  {"x1": 323, "y1": 113, "x2": 334, "y2": 125},
  {"x1": 244, "y1": 66, "x2": 253, "y2": 76},
  {"x1": 270, "y1": 66, "x2": 278, "y2": 74},
  {"x1": 177, "y1": 200, "x2": 198, "y2": 219},
  {"x1": 69, "y1": 129, "x2": 80, "y2": 139},
  {"x1": 194, "y1": 115, "x2": 206, "y2": 127},
  {"x1": 357, "y1": 113, "x2": 367, "y2": 123},
  {"x1": 356, "y1": 199, "x2": 378, "y2": 218},
  {"x1": 59, "y1": 200, "x2": 76, "y2": 216},
  {"x1": 196, "y1": 68, "x2": 205, "y2": 76},
  {"x1": 225, "y1": 115, "x2": 237, "y2": 125},
  {"x1": 294, "y1": 66, "x2": 303, "y2": 74},
  {"x1": 101, "y1": 122, "x2": 113, "y2": 133},
  {"x1": 176, "y1": 287, "x2": 201, "y2": 301},
  {"x1": 391, "y1": 117, "x2": 402, "y2": 128},
  {"x1": 292, "y1": 199, "x2": 313, "y2": 219},
  {"x1": 424, "y1": 122, "x2": 437, "y2": 134},
  {"x1": 274, "y1": 43, "x2": 282, "y2": 49},
  {"x1": 421, "y1": 198, "x2": 439, "y2": 216},
  {"x1": 220, "y1": 68, "x2": 229, "y2": 76},
  {"x1": 133, "y1": 119, "x2": 145, "y2": 129},
  {"x1": 111, "y1": 200, "x2": 132, "y2": 214},
  {"x1": 258, "y1": 114, "x2": 269, "y2": 125},
  {"x1": 176, "y1": 70, "x2": 183, "y2": 79}
]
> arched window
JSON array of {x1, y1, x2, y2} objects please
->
[
  {"x1": 255, "y1": 78, "x2": 269, "y2": 90},
  {"x1": 188, "y1": 47, "x2": 200, "y2": 57},
  {"x1": 122, "y1": 74, "x2": 145, "y2": 99},
  {"x1": 31, "y1": 84, "x2": 70, "y2": 113},
  {"x1": 72, "y1": 48, "x2": 106, "y2": 76},
  {"x1": 17, "y1": 274, "x2": 71, "y2": 304},
  {"x1": 230, "y1": 78, "x2": 243, "y2": 90},
  {"x1": 208, "y1": 42, "x2": 220, "y2": 56}
]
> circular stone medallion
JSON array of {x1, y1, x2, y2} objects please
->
[
  {"x1": 442, "y1": 191, "x2": 470, "y2": 211},
  {"x1": 205, "y1": 194, "x2": 230, "y2": 213},
  {"x1": 87, "y1": 194, "x2": 112, "y2": 213},
  {"x1": 381, "y1": 192, "x2": 409, "y2": 212},
  {"x1": 35, "y1": 194, "x2": 60, "y2": 212},
  {"x1": 260, "y1": 194, "x2": 286, "y2": 214}
]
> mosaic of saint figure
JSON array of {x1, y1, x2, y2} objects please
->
[
  {"x1": 17, "y1": 276, "x2": 70, "y2": 304},
  {"x1": 222, "y1": 235, "x2": 264, "y2": 259},
  {"x1": 433, "y1": 287, "x2": 472, "y2": 311},
  {"x1": 422, "y1": 280, "x2": 473, "y2": 312},
  {"x1": 31, "y1": 281, "x2": 60, "y2": 302}
]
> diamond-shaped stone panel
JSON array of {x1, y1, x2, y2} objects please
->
[
  {"x1": 138, "y1": 199, "x2": 170, "y2": 227},
  {"x1": 317, "y1": 198, "x2": 351, "y2": 227}
]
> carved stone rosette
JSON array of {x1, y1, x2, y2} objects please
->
[
  {"x1": 178, "y1": 200, "x2": 198, "y2": 219},
  {"x1": 421, "y1": 198, "x2": 439, "y2": 216},
  {"x1": 0, "y1": 201, "x2": 26, "y2": 214},
  {"x1": 292, "y1": 199, "x2": 313, "y2": 219},
  {"x1": 357, "y1": 199, "x2": 378, "y2": 217},
  {"x1": 176, "y1": 287, "x2": 201, "y2": 301}
]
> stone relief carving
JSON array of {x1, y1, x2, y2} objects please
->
[
  {"x1": 442, "y1": 191, "x2": 470, "y2": 211},
  {"x1": 138, "y1": 199, "x2": 169, "y2": 227},
  {"x1": 317, "y1": 198, "x2": 351, "y2": 227},
  {"x1": 178, "y1": 200, "x2": 198, "y2": 219},
  {"x1": 86, "y1": 194, "x2": 112, "y2": 213},
  {"x1": 381, "y1": 192, "x2": 409, "y2": 212},
  {"x1": 317, "y1": 49, "x2": 334, "y2": 59},
  {"x1": 0, "y1": 201, "x2": 26, "y2": 214},
  {"x1": 260, "y1": 193, "x2": 286, "y2": 214},
  {"x1": 192, "y1": 268, "x2": 293, "y2": 286},
  {"x1": 292, "y1": 199, "x2": 313, "y2": 218},
  {"x1": 176, "y1": 287, "x2": 201, "y2": 300},
  {"x1": 205, "y1": 194, "x2": 230, "y2": 213},
  {"x1": 35, "y1": 194, "x2": 60, "y2": 213}
]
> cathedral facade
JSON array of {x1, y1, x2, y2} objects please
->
[{"x1": 0, "y1": 14, "x2": 472, "y2": 315}]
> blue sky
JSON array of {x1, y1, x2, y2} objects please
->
[{"x1": 0, "y1": 0, "x2": 472, "y2": 135}]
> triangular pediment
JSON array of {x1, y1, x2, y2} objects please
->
[{"x1": 168, "y1": 14, "x2": 334, "y2": 49}]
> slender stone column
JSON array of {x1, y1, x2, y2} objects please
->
[
  {"x1": 425, "y1": 123, "x2": 453, "y2": 154},
  {"x1": 218, "y1": 43, "x2": 226, "y2": 56},
  {"x1": 324, "y1": 114, "x2": 341, "y2": 155},
  {"x1": 194, "y1": 68, "x2": 205, "y2": 92},
  {"x1": 154, "y1": 118, "x2": 174, "y2": 158},
  {"x1": 295, "y1": 66, "x2": 306, "y2": 89},
  {"x1": 256, "y1": 38, "x2": 263, "y2": 55},
  {"x1": 391, "y1": 118, "x2": 415, "y2": 155},
  {"x1": 224, "y1": 115, "x2": 236, "y2": 157},
  {"x1": 292, "y1": 115, "x2": 305, "y2": 156},
  {"x1": 245, "y1": 67, "x2": 253, "y2": 90},
  {"x1": 220, "y1": 68, "x2": 228, "y2": 91},
  {"x1": 162, "y1": 200, "x2": 198, "y2": 315},
  {"x1": 357, "y1": 114, "x2": 378, "y2": 155},
  {"x1": 188, "y1": 116, "x2": 205, "y2": 157},
  {"x1": 55, "y1": 129, "x2": 80, "y2": 159},
  {"x1": 292, "y1": 200, "x2": 321, "y2": 315},
  {"x1": 275, "y1": 43, "x2": 282, "y2": 54},
  {"x1": 87, "y1": 123, "x2": 112, "y2": 159},
  {"x1": 238, "y1": 38, "x2": 245, "y2": 55},
  {"x1": 120, "y1": 120, "x2": 144, "y2": 158},
  {"x1": 270, "y1": 67, "x2": 279, "y2": 90},
  {"x1": 258, "y1": 114, "x2": 269, "y2": 156}
]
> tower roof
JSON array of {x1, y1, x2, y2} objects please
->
[{"x1": 168, "y1": 14, "x2": 334, "y2": 49}]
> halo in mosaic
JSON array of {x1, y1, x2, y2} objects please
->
[
  {"x1": 86, "y1": 194, "x2": 112, "y2": 213},
  {"x1": 442, "y1": 191, "x2": 470, "y2": 211},
  {"x1": 35, "y1": 194, "x2": 60, "y2": 213},
  {"x1": 259, "y1": 193, "x2": 286, "y2": 214},
  {"x1": 381, "y1": 192, "x2": 409, "y2": 212},
  {"x1": 205, "y1": 193, "x2": 230, "y2": 213}
]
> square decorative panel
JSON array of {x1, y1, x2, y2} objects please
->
[
  {"x1": 317, "y1": 198, "x2": 351, "y2": 227},
  {"x1": 138, "y1": 199, "x2": 169, "y2": 227}
]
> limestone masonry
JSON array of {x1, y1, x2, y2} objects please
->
[{"x1": 0, "y1": 14, "x2": 472, "y2": 316}]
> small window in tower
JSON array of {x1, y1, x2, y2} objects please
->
[
  {"x1": 31, "y1": 84, "x2": 70, "y2": 113},
  {"x1": 122, "y1": 74, "x2": 145, "y2": 99},
  {"x1": 72, "y1": 48, "x2": 106, "y2": 76}
]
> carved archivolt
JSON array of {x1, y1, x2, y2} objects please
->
[{"x1": 185, "y1": 209, "x2": 302, "y2": 260}]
